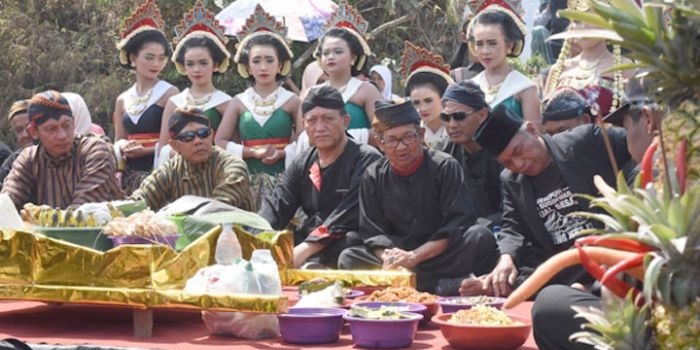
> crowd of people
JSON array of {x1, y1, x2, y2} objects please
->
[{"x1": 0, "y1": 0, "x2": 665, "y2": 349}]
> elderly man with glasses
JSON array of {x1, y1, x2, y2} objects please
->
[
  {"x1": 338, "y1": 100, "x2": 499, "y2": 294},
  {"x1": 130, "y1": 107, "x2": 254, "y2": 212}
]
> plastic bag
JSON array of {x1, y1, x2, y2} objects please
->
[{"x1": 184, "y1": 239, "x2": 282, "y2": 339}]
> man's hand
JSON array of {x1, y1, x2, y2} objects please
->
[
  {"x1": 459, "y1": 275, "x2": 494, "y2": 296},
  {"x1": 293, "y1": 241, "x2": 325, "y2": 268},
  {"x1": 381, "y1": 248, "x2": 417, "y2": 270},
  {"x1": 482, "y1": 254, "x2": 518, "y2": 297}
]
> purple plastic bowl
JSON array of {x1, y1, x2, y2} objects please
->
[
  {"x1": 353, "y1": 301, "x2": 431, "y2": 325},
  {"x1": 438, "y1": 296, "x2": 506, "y2": 314},
  {"x1": 352, "y1": 301, "x2": 427, "y2": 314},
  {"x1": 109, "y1": 235, "x2": 179, "y2": 249},
  {"x1": 343, "y1": 311, "x2": 423, "y2": 348},
  {"x1": 278, "y1": 307, "x2": 346, "y2": 344}
]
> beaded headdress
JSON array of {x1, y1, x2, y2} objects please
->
[
  {"x1": 316, "y1": 0, "x2": 371, "y2": 72},
  {"x1": 467, "y1": 0, "x2": 527, "y2": 57},
  {"x1": 544, "y1": 0, "x2": 623, "y2": 113},
  {"x1": 116, "y1": 0, "x2": 166, "y2": 67},
  {"x1": 400, "y1": 41, "x2": 454, "y2": 91},
  {"x1": 233, "y1": 5, "x2": 294, "y2": 79},
  {"x1": 172, "y1": 0, "x2": 230, "y2": 74}
]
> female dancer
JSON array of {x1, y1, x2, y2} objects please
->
[
  {"x1": 156, "y1": 0, "x2": 232, "y2": 166},
  {"x1": 310, "y1": 0, "x2": 382, "y2": 145},
  {"x1": 543, "y1": 0, "x2": 633, "y2": 117},
  {"x1": 468, "y1": 1, "x2": 541, "y2": 125},
  {"x1": 400, "y1": 41, "x2": 454, "y2": 149},
  {"x1": 113, "y1": 0, "x2": 178, "y2": 193},
  {"x1": 215, "y1": 5, "x2": 301, "y2": 177}
]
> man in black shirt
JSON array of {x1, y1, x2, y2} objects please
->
[
  {"x1": 338, "y1": 100, "x2": 498, "y2": 293},
  {"x1": 259, "y1": 86, "x2": 381, "y2": 268},
  {"x1": 441, "y1": 81, "x2": 503, "y2": 228},
  {"x1": 469, "y1": 104, "x2": 632, "y2": 297}
]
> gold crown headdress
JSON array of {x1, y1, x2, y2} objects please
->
[
  {"x1": 316, "y1": 0, "x2": 371, "y2": 72},
  {"x1": 172, "y1": 0, "x2": 230, "y2": 74},
  {"x1": 467, "y1": 0, "x2": 527, "y2": 56},
  {"x1": 233, "y1": 5, "x2": 294, "y2": 79},
  {"x1": 116, "y1": 0, "x2": 166, "y2": 66},
  {"x1": 400, "y1": 41, "x2": 454, "y2": 90}
]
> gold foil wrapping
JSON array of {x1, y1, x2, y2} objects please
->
[
  {"x1": 285, "y1": 269, "x2": 416, "y2": 288},
  {"x1": 0, "y1": 226, "x2": 293, "y2": 313}
]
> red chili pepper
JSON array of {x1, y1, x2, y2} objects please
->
[
  {"x1": 601, "y1": 252, "x2": 646, "y2": 285},
  {"x1": 639, "y1": 140, "x2": 658, "y2": 189},
  {"x1": 576, "y1": 244, "x2": 640, "y2": 299},
  {"x1": 576, "y1": 243, "x2": 605, "y2": 280},
  {"x1": 676, "y1": 139, "x2": 688, "y2": 194},
  {"x1": 576, "y1": 236, "x2": 655, "y2": 253}
]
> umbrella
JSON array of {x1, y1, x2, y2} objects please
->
[{"x1": 215, "y1": 0, "x2": 337, "y2": 42}]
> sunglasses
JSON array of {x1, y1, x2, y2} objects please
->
[
  {"x1": 173, "y1": 127, "x2": 212, "y2": 142},
  {"x1": 439, "y1": 110, "x2": 477, "y2": 122}
]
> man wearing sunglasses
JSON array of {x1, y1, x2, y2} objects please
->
[
  {"x1": 469, "y1": 103, "x2": 632, "y2": 299},
  {"x1": 338, "y1": 100, "x2": 499, "y2": 294},
  {"x1": 130, "y1": 108, "x2": 254, "y2": 212},
  {"x1": 2, "y1": 91, "x2": 124, "y2": 209},
  {"x1": 434, "y1": 81, "x2": 505, "y2": 295},
  {"x1": 259, "y1": 86, "x2": 381, "y2": 269}
]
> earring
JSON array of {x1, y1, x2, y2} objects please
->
[{"x1": 130, "y1": 62, "x2": 136, "y2": 68}]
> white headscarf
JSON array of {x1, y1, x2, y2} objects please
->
[{"x1": 370, "y1": 65, "x2": 393, "y2": 102}]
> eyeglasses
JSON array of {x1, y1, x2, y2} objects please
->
[
  {"x1": 173, "y1": 127, "x2": 212, "y2": 142},
  {"x1": 381, "y1": 132, "x2": 419, "y2": 149},
  {"x1": 439, "y1": 110, "x2": 477, "y2": 122}
]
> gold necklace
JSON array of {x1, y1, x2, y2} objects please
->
[
  {"x1": 483, "y1": 82, "x2": 502, "y2": 104},
  {"x1": 186, "y1": 91, "x2": 213, "y2": 108},
  {"x1": 250, "y1": 88, "x2": 278, "y2": 116},
  {"x1": 126, "y1": 87, "x2": 153, "y2": 116}
]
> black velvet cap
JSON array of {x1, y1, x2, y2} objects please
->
[
  {"x1": 474, "y1": 104, "x2": 524, "y2": 157},
  {"x1": 302, "y1": 85, "x2": 345, "y2": 115},
  {"x1": 372, "y1": 99, "x2": 421, "y2": 133},
  {"x1": 542, "y1": 89, "x2": 590, "y2": 122}
]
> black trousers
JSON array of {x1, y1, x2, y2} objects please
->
[
  {"x1": 532, "y1": 285, "x2": 601, "y2": 350},
  {"x1": 337, "y1": 225, "x2": 499, "y2": 293}
]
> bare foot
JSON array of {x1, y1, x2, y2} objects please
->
[{"x1": 459, "y1": 275, "x2": 495, "y2": 296}]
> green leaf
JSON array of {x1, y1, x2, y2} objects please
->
[
  {"x1": 643, "y1": 254, "x2": 664, "y2": 302},
  {"x1": 557, "y1": 10, "x2": 612, "y2": 29},
  {"x1": 610, "y1": 0, "x2": 647, "y2": 25}
]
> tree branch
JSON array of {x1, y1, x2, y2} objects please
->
[
  {"x1": 367, "y1": 0, "x2": 432, "y2": 41},
  {"x1": 292, "y1": 43, "x2": 318, "y2": 72}
]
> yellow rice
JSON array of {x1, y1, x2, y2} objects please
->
[{"x1": 448, "y1": 305, "x2": 516, "y2": 326}]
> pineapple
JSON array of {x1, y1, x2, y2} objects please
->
[
  {"x1": 555, "y1": 0, "x2": 700, "y2": 348},
  {"x1": 570, "y1": 293, "x2": 653, "y2": 350}
]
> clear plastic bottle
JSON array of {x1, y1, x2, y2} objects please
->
[
  {"x1": 215, "y1": 223, "x2": 242, "y2": 265},
  {"x1": 250, "y1": 249, "x2": 282, "y2": 295}
]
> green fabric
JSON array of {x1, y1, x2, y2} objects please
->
[
  {"x1": 203, "y1": 108, "x2": 223, "y2": 130},
  {"x1": 239, "y1": 108, "x2": 293, "y2": 175},
  {"x1": 345, "y1": 102, "x2": 370, "y2": 129},
  {"x1": 497, "y1": 96, "x2": 523, "y2": 119}
]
